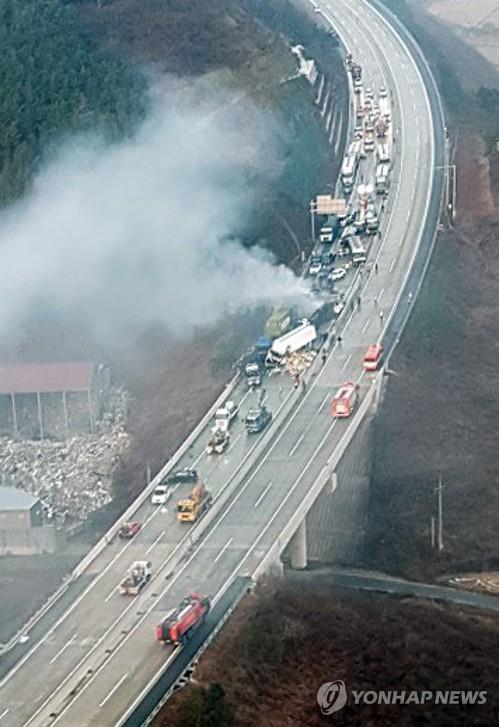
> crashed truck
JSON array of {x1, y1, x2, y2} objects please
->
[{"x1": 265, "y1": 321, "x2": 317, "y2": 368}]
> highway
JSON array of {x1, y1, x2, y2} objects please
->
[{"x1": 0, "y1": 1, "x2": 443, "y2": 724}]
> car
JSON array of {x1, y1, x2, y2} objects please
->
[
  {"x1": 118, "y1": 521, "x2": 141, "y2": 539},
  {"x1": 329, "y1": 267, "x2": 347, "y2": 282},
  {"x1": 333, "y1": 299, "x2": 345, "y2": 315},
  {"x1": 151, "y1": 484, "x2": 170, "y2": 505},
  {"x1": 164, "y1": 467, "x2": 198, "y2": 485},
  {"x1": 245, "y1": 406, "x2": 272, "y2": 434},
  {"x1": 309, "y1": 261, "x2": 322, "y2": 276},
  {"x1": 379, "y1": 86, "x2": 388, "y2": 98},
  {"x1": 365, "y1": 87, "x2": 373, "y2": 99}
]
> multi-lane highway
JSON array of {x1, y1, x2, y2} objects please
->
[{"x1": 0, "y1": 1, "x2": 444, "y2": 724}]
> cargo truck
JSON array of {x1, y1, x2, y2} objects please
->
[
  {"x1": 264, "y1": 307, "x2": 293, "y2": 339},
  {"x1": 156, "y1": 593, "x2": 211, "y2": 645},
  {"x1": 214, "y1": 401, "x2": 238, "y2": 431},
  {"x1": 266, "y1": 322, "x2": 317, "y2": 366},
  {"x1": 177, "y1": 482, "x2": 212, "y2": 523}
]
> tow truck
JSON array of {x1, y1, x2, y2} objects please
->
[
  {"x1": 206, "y1": 426, "x2": 230, "y2": 454},
  {"x1": 156, "y1": 593, "x2": 211, "y2": 645},
  {"x1": 119, "y1": 560, "x2": 152, "y2": 595}
]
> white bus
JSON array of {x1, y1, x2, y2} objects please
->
[
  {"x1": 376, "y1": 143, "x2": 390, "y2": 163},
  {"x1": 341, "y1": 153, "x2": 357, "y2": 193},
  {"x1": 375, "y1": 162, "x2": 390, "y2": 195}
]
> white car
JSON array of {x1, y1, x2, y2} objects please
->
[
  {"x1": 309, "y1": 261, "x2": 322, "y2": 276},
  {"x1": 329, "y1": 267, "x2": 347, "y2": 282},
  {"x1": 151, "y1": 484, "x2": 170, "y2": 505},
  {"x1": 365, "y1": 87, "x2": 373, "y2": 99},
  {"x1": 333, "y1": 300, "x2": 345, "y2": 315},
  {"x1": 379, "y1": 86, "x2": 388, "y2": 98}
]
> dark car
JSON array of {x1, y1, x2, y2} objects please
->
[{"x1": 164, "y1": 467, "x2": 198, "y2": 485}]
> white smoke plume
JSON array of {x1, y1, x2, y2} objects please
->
[{"x1": 0, "y1": 84, "x2": 316, "y2": 343}]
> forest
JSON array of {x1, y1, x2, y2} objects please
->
[{"x1": 0, "y1": 0, "x2": 144, "y2": 203}]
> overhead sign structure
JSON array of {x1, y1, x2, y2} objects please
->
[{"x1": 315, "y1": 195, "x2": 347, "y2": 216}]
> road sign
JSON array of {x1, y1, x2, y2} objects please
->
[{"x1": 315, "y1": 195, "x2": 347, "y2": 216}]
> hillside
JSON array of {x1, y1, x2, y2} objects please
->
[
  {"x1": 154, "y1": 579, "x2": 499, "y2": 726},
  {"x1": 0, "y1": 0, "x2": 143, "y2": 204},
  {"x1": 363, "y1": 0, "x2": 499, "y2": 581}
]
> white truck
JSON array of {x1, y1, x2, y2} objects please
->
[
  {"x1": 266, "y1": 321, "x2": 317, "y2": 365},
  {"x1": 214, "y1": 401, "x2": 238, "y2": 431}
]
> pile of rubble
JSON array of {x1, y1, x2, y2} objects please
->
[
  {"x1": 0, "y1": 387, "x2": 130, "y2": 523},
  {"x1": 284, "y1": 350, "x2": 317, "y2": 378}
]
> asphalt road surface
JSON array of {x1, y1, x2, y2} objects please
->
[{"x1": 0, "y1": 1, "x2": 442, "y2": 724}]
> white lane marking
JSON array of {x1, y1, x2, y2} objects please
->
[
  {"x1": 49, "y1": 633, "x2": 77, "y2": 664},
  {"x1": 214, "y1": 537, "x2": 233, "y2": 563},
  {"x1": 98, "y1": 673, "x2": 128, "y2": 709},
  {"x1": 342, "y1": 354, "x2": 352, "y2": 370},
  {"x1": 146, "y1": 529, "x2": 166, "y2": 556},
  {"x1": 378, "y1": 287, "x2": 385, "y2": 300},
  {"x1": 117, "y1": 648, "x2": 180, "y2": 724},
  {"x1": 227, "y1": 432, "x2": 242, "y2": 453},
  {"x1": 289, "y1": 433, "x2": 305, "y2": 457},
  {"x1": 389, "y1": 257, "x2": 396, "y2": 272},
  {"x1": 0, "y1": 709, "x2": 10, "y2": 720},
  {"x1": 254, "y1": 481, "x2": 273, "y2": 508},
  {"x1": 362, "y1": 319, "x2": 370, "y2": 334},
  {"x1": 319, "y1": 392, "x2": 330, "y2": 412}
]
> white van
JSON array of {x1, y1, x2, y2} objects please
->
[
  {"x1": 377, "y1": 143, "x2": 390, "y2": 163},
  {"x1": 151, "y1": 484, "x2": 170, "y2": 505}
]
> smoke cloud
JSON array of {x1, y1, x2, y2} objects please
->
[{"x1": 0, "y1": 84, "x2": 316, "y2": 343}]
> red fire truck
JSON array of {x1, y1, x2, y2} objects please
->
[
  {"x1": 156, "y1": 593, "x2": 210, "y2": 645},
  {"x1": 363, "y1": 343, "x2": 383, "y2": 371},
  {"x1": 331, "y1": 382, "x2": 359, "y2": 418}
]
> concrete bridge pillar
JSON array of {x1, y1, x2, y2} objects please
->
[{"x1": 289, "y1": 519, "x2": 307, "y2": 570}]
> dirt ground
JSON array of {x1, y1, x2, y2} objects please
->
[
  {"x1": 428, "y1": 0, "x2": 499, "y2": 72},
  {"x1": 364, "y1": 0, "x2": 499, "y2": 581},
  {"x1": 0, "y1": 548, "x2": 88, "y2": 644},
  {"x1": 155, "y1": 579, "x2": 499, "y2": 726}
]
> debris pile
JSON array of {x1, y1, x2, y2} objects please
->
[
  {"x1": 0, "y1": 387, "x2": 130, "y2": 523},
  {"x1": 284, "y1": 350, "x2": 317, "y2": 378}
]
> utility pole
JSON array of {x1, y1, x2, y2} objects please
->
[
  {"x1": 310, "y1": 200, "x2": 316, "y2": 242},
  {"x1": 437, "y1": 473, "x2": 444, "y2": 552}
]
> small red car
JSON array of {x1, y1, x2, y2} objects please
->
[{"x1": 118, "y1": 521, "x2": 141, "y2": 539}]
